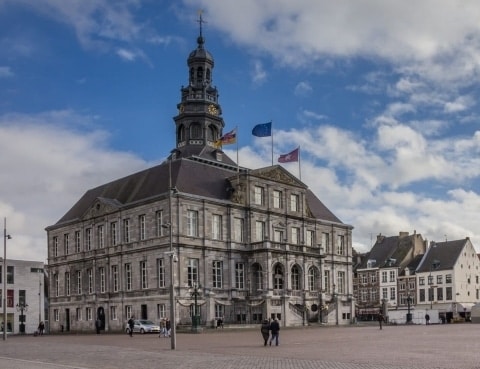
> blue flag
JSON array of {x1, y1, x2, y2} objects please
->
[{"x1": 252, "y1": 122, "x2": 272, "y2": 137}]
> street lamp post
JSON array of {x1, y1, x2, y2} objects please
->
[
  {"x1": 16, "y1": 302, "x2": 28, "y2": 334},
  {"x1": 3, "y1": 218, "x2": 12, "y2": 341}
]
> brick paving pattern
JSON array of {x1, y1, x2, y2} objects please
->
[{"x1": 1, "y1": 324, "x2": 480, "y2": 369}]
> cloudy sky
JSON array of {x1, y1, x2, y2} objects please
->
[{"x1": 1, "y1": 0, "x2": 480, "y2": 262}]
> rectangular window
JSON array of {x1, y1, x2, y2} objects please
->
[
  {"x1": 6, "y1": 266, "x2": 14, "y2": 284},
  {"x1": 54, "y1": 309, "x2": 59, "y2": 321},
  {"x1": 212, "y1": 214, "x2": 222, "y2": 240},
  {"x1": 390, "y1": 287, "x2": 396, "y2": 300},
  {"x1": 446, "y1": 286, "x2": 452, "y2": 300},
  {"x1": 322, "y1": 233, "x2": 330, "y2": 253},
  {"x1": 157, "y1": 258, "x2": 165, "y2": 288},
  {"x1": 76, "y1": 308, "x2": 82, "y2": 321},
  {"x1": 86, "y1": 307, "x2": 92, "y2": 321},
  {"x1": 437, "y1": 275, "x2": 443, "y2": 284},
  {"x1": 156, "y1": 210, "x2": 164, "y2": 237},
  {"x1": 141, "y1": 261, "x2": 148, "y2": 289},
  {"x1": 235, "y1": 263, "x2": 245, "y2": 289},
  {"x1": 419, "y1": 277, "x2": 425, "y2": 286},
  {"x1": 88, "y1": 268, "x2": 94, "y2": 294},
  {"x1": 382, "y1": 287, "x2": 388, "y2": 300},
  {"x1": 110, "y1": 306, "x2": 117, "y2": 320},
  {"x1": 187, "y1": 258, "x2": 199, "y2": 287},
  {"x1": 419, "y1": 289, "x2": 425, "y2": 302},
  {"x1": 125, "y1": 263, "x2": 132, "y2": 291},
  {"x1": 112, "y1": 265, "x2": 119, "y2": 292},
  {"x1": 233, "y1": 217, "x2": 244, "y2": 242},
  {"x1": 187, "y1": 210, "x2": 199, "y2": 237},
  {"x1": 65, "y1": 272, "x2": 70, "y2": 296},
  {"x1": 337, "y1": 271, "x2": 345, "y2": 294},
  {"x1": 212, "y1": 260, "x2": 223, "y2": 288},
  {"x1": 99, "y1": 267, "x2": 105, "y2": 293},
  {"x1": 125, "y1": 305, "x2": 132, "y2": 320},
  {"x1": 54, "y1": 273, "x2": 59, "y2": 297},
  {"x1": 446, "y1": 274, "x2": 452, "y2": 283},
  {"x1": 273, "y1": 190, "x2": 282, "y2": 208},
  {"x1": 273, "y1": 229, "x2": 283, "y2": 242},
  {"x1": 157, "y1": 304, "x2": 166, "y2": 319},
  {"x1": 64, "y1": 234, "x2": 69, "y2": 255},
  {"x1": 76, "y1": 270, "x2": 82, "y2": 294},
  {"x1": 85, "y1": 228, "x2": 92, "y2": 251},
  {"x1": 389, "y1": 270, "x2": 395, "y2": 283},
  {"x1": 337, "y1": 235, "x2": 345, "y2": 255},
  {"x1": 291, "y1": 227, "x2": 300, "y2": 244},
  {"x1": 123, "y1": 219, "x2": 130, "y2": 243},
  {"x1": 111, "y1": 222, "x2": 118, "y2": 246},
  {"x1": 139, "y1": 215, "x2": 146, "y2": 240},
  {"x1": 428, "y1": 275, "x2": 433, "y2": 285},
  {"x1": 437, "y1": 287, "x2": 443, "y2": 301},
  {"x1": 75, "y1": 231, "x2": 81, "y2": 253},
  {"x1": 53, "y1": 236, "x2": 58, "y2": 257},
  {"x1": 324, "y1": 270, "x2": 330, "y2": 293},
  {"x1": 290, "y1": 194, "x2": 299, "y2": 212},
  {"x1": 382, "y1": 271, "x2": 387, "y2": 283},
  {"x1": 255, "y1": 220, "x2": 265, "y2": 241},
  {"x1": 215, "y1": 304, "x2": 225, "y2": 319},
  {"x1": 306, "y1": 230, "x2": 314, "y2": 247},
  {"x1": 98, "y1": 225, "x2": 105, "y2": 249},
  {"x1": 254, "y1": 186, "x2": 264, "y2": 205}
]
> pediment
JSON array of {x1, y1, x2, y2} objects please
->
[
  {"x1": 82, "y1": 197, "x2": 122, "y2": 220},
  {"x1": 251, "y1": 165, "x2": 305, "y2": 187}
]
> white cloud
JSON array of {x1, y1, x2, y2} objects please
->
[
  {"x1": 0, "y1": 110, "x2": 149, "y2": 261},
  {"x1": 251, "y1": 60, "x2": 267, "y2": 85},
  {"x1": 294, "y1": 81, "x2": 312, "y2": 96},
  {"x1": 0, "y1": 66, "x2": 14, "y2": 78}
]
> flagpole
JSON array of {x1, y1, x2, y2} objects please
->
[
  {"x1": 271, "y1": 121, "x2": 274, "y2": 166},
  {"x1": 298, "y1": 146, "x2": 301, "y2": 180},
  {"x1": 236, "y1": 126, "x2": 239, "y2": 172}
]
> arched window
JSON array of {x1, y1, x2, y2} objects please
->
[
  {"x1": 308, "y1": 267, "x2": 318, "y2": 291},
  {"x1": 177, "y1": 125, "x2": 185, "y2": 142},
  {"x1": 189, "y1": 68, "x2": 194, "y2": 84},
  {"x1": 273, "y1": 264, "x2": 283, "y2": 290},
  {"x1": 206, "y1": 68, "x2": 211, "y2": 82},
  {"x1": 190, "y1": 123, "x2": 202, "y2": 139},
  {"x1": 196, "y1": 67, "x2": 204, "y2": 83},
  {"x1": 291, "y1": 265, "x2": 301, "y2": 290},
  {"x1": 207, "y1": 125, "x2": 217, "y2": 141},
  {"x1": 252, "y1": 263, "x2": 263, "y2": 290}
]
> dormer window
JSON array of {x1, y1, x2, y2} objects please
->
[{"x1": 367, "y1": 259, "x2": 376, "y2": 268}]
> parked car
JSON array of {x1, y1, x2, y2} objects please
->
[{"x1": 125, "y1": 319, "x2": 160, "y2": 334}]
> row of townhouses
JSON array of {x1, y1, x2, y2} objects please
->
[{"x1": 354, "y1": 232, "x2": 480, "y2": 324}]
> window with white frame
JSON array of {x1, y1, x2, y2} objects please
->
[
  {"x1": 156, "y1": 210, "x2": 164, "y2": 237},
  {"x1": 389, "y1": 270, "x2": 395, "y2": 283},
  {"x1": 212, "y1": 260, "x2": 223, "y2": 288},
  {"x1": 291, "y1": 265, "x2": 301, "y2": 290},
  {"x1": 64, "y1": 234, "x2": 69, "y2": 255},
  {"x1": 290, "y1": 194, "x2": 299, "y2": 212},
  {"x1": 291, "y1": 227, "x2": 300, "y2": 244},
  {"x1": 215, "y1": 304, "x2": 224, "y2": 319},
  {"x1": 382, "y1": 271, "x2": 388, "y2": 283},
  {"x1": 324, "y1": 270, "x2": 330, "y2": 293},
  {"x1": 337, "y1": 271, "x2": 345, "y2": 294},
  {"x1": 98, "y1": 225, "x2": 104, "y2": 249},
  {"x1": 85, "y1": 228, "x2": 92, "y2": 251},
  {"x1": 88, "y1": 268, "x2": 94, "y2": 294},
  {"x1": 273, "y1": 229, "x2": 283, "y2": 242},
  {"x1": 75, "y1": 231, "x2": 81, "y2": 253},
  {"x1": 157, "y1": 304, "x2": 166, "y2": 319},
  {"x1": 53, "y1": 236, "x2": 58, "y2": 257},
  {"x1": 54, "y1": 273, "x2": 59, "y2": 297},
  {"x1": 140, "y1": 261, "x2": 148, "y2": 289},
  {"x1": 110, "y1": 306, "x2": 117, "y2": 320},
  {"x1": 233, "y1": 217, "x2": 244, "y2": 242},
  {"x1": 76, "y1": 307, "x2": 82, "y2": 321},
  {"x1": 273, "y1": 190, "x2": 282, "y2": 208},
  {"x1": 235, "y1": 263, "x2": 245, "y2": 289},
  {"x1": 86, "y1": 307, "x2": 92, "y2": 320},
  {"x1": 187, "y1": 210, "x2": 199, "y2": 237},
  {"x1": 308, "y1": 267, "x2": 317, "y2": 291},
  {"x1": 337, "y1": 235, "x2": 345, "y2": 255},
  {"x1": 54, "y1": 309, "x2": 59, "y2": 321},
  {"x1": 254, "y1": 186, "x2": 264, "y2": 205},
  {"x1": 76, "y1": 270, "x2": 82, "y2": 294},
  {"x1": 306, "y1": 230, "x2": 314, "y2": 247},
  {"x1": 390, "y1": 287, "x2": 396, "y2": 300},
  {"x1": 139, "y1": 214, "x2": 146, "y2": 240},
  {"x1": 112, "y1": 265, "x2": 119, "y2": 292},
  {"x1": 125, "y1": 263, "x2": 132, "y2": 291},
  {"x1": 255, "y1": 220, "x2": 265, "y2": 241},
  {"x1": 212, "y1": 214, "x2": 222, "y2": 240},
  {"x1": 361, "y1": 274, "x2": 367, "y2": 284},
  {"x1": 125, "y1": 305, "x2": 132, "y2": 320},
  {"x1": 187, "y1": 258, "x2": 199, "y2": 287},
  {"x1": 382, "y1": 287, "x2": 388, "y2": 300},
  {"x1": 123, "y1": 219, "x2": 130, "y2": 243},
  {"x1": 111, "y1": 222, "x2": 118, "y2": 246},
  {"x1": 99, "y1": 267, "x2": 105, "y2": 293},
  {"x1": 157, "y1": 258, "x2": 165, "y2": 288},
  {"x1": 437, "y1": 275, "x2": 443, "y2": 284},
  {"x1": 65, "y1": 272, "x2": 70, "y2": 296},
  {"x1": 273, "y1": 265, "x2": 284, "y2": 290},
  {"x1": 322, "y1": 233, "x2": 330, "y2": 253}
]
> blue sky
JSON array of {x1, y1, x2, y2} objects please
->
[{"x1": 2, "y1": 0, "x2": 480, "y2": 261}]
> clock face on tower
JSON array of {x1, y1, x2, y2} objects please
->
[{"x1": 207, "y1": 104, "x2": 218, "y2": 115}]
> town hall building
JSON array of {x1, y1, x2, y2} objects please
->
[{"x1": 46, "y1": 25, "x2": 354, "y2": 332}]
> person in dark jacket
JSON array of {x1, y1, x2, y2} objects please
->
[
  {"x1": 378, "y1": 312, "x2": 384, "y2": 330},
  {"x1": 127, "y1": 316, "x2": 135, "y2": 337},
  {"x1": 269, "y1": 319, "x2": 280, "y2": 346},
  {"x1": 260, "y1": 319, "x2": 270, "y2": 346}
]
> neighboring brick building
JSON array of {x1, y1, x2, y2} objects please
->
[{"x1": 46, "y1": 26, "x2": 354, "y2": 333}]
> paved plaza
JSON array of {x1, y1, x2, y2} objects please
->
[{"x1": 0, "y1": 323, "x2": 479, "y2": 369}]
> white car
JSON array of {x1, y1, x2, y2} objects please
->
[{"x1": 125, "y1": 319, "x2": 160, "y2": 334}]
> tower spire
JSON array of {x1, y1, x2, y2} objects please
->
[{"x1": 197, "y1": 10, "x2": 207, "y2": 46}]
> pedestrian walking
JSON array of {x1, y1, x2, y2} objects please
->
[
  {"x1": 269, "y1": 318, "x2": 280, "y2": 346},
  {"x1": 95, "y1": 318, "x2": 101, "y2": 334},
  {"x1": 159, "y1": 318, "x2": 166, "y2": 337},
  {"x1": 127, "y1": 316, "x2": 135, "y2": 337},
  {"x1": 425, "y1": 313, "x2": 430, "y2": 325},
  {"x1": 38, "y1": 321, "x2": 45, "y2": 335},
  {"x1": 165, "y1": 318, "x2": 171, "y2": 337},
  {"x1": 260, "y1": 319, "x2": 270, "y2": 346},
  {"x1": 378, "y1": 312, "x2": 384, "y2": 330}
]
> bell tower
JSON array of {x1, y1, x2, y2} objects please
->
[{"x1": 172, "y1": 13, "x2": 226, "y2": 161}]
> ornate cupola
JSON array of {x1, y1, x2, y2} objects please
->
[{"x1": 172, "y1": 13, "x2": 226, "y2": 161}]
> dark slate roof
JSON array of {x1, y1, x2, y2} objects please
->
[
  {"x1": 52, "y1": 157, "x2": 345, "y2": 228},
  {"x1": 416, "y1": 239, "x2": 467, "y2": 273},
  {"x1": 356, "y1": 235, "x2": 399, "y2": 269},
  {"x1": 173, "y1": 145, "x2": 237, "y2": 166},
  {"x1": 400, "y1": 254, "x2": 424, "y2": 276}
]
